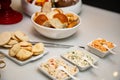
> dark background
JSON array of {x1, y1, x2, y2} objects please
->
[{"x1": 82, "y1": 0, "x2": 120, "y2": 13}]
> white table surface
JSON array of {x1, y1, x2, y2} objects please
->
[{"x1": 0, "y1": 0, "x2": 120, "y2": 80}]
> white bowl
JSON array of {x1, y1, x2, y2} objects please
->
[
  {"x1": 21, "y1": 0, "x2": 82, "y2": 16},
  {"x1": 31, "y1": 12, "x2": 81, "y2": 39}
]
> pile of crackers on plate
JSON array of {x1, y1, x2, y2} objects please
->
[{"x1": 0, "y1": 31, "x2": 44, "y2": 61}]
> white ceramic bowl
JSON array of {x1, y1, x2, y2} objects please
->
[
  {"x1": 21, "y1": 0, "x2": 82, "y2": 16},
  {"x1": 31, "y1": 12, "x2": 81, "y2": 39}
]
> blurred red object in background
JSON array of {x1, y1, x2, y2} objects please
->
[{"x1": 0, "y1": 0, "x2": 23, "y2": 24}]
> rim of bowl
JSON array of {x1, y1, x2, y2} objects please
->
[
  {"x1": 31, "y1": 13, "x2": 81, "y2": 31},
  {"x1": 24, "y1": 0, "x2": 81, "y2": 8}
]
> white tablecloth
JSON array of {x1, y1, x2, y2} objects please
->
[{"x1": 0, "y1": 0, "x2": 120, "y2": 80}]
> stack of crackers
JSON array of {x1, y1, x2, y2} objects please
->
[{"x1": 0, "y1": 31, "x2": 44, "y2": 61}]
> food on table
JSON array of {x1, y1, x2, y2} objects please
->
[
  {"x1": 89, "y1": 38, "x2": 115, "y2": 52},
  {"x1": 0, "y1": 32, "x2": 12, "y2": 46},
  {"x1": 54, "y1": 0, "x2": 78, "y2": 7},
  {"x1": 34, "y1": 13, "x2": 49, "y2": 25},
  {"x1": 0, "y1": 31, "x2": 45, "y2": 61},
  {"x1": 35, "y1": 0, "x2": 49, "y2": 6},
  {"x1": 14, "y1": 31, "x2": 29, "y2": 41},
  {"x1": 16, "y1": 48, "x2": 33, "y2": 61},
  {"x1": 63, "y1": 50, "x2": 94, "y2": 67},
  {"x1": 0, "y1": 31, "x2": 29, "y2": 48},
  {"x1": 9, "y1": 43, "x2": 21, "y2": 57},
  {"x1": 40, "y1": 58, "x2": 78, "y2": 80},
  {"x1": 48, "y1": 12, "x2": 68, "y2": 29},
  {"x1": 41, "y1": 2, "x2": 52, "y2": 13},
  {"x1": 34, "y1": 2, "x2": 80, "y2": 29},
  {"x1": 65, "y1": 13, "x2": 79, "y2": 28},
  {"x1": 27, "y1": 0, "x2": 49, "y2": 6},
  {"x1": 32, "y1": 43, "x2": 44, "y2": 55},
  {"x1": 0, "y1": 31, "x2": 46, "y2": 61},
  {"x1": 27, "y1": 0, "x2": 78, "y2": 7},
  {"x1": 9, "y1": 41, "x2": 45, "y2": 61}
]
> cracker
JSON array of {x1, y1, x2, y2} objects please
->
[
  {"x1": 3, "y1": 44, "x2": 13, "y2": 48},
  {"x1": 9, "y1": 43, "x2": 21, "y2": 57},
  {"x1": 33, "y1": 52, "x2": 43, "y2": 56},
  {"x1": 32, "y1": 43, "x2": 44, "y2": 55},
  {"x1": 14, "y1": 31, "x2": 29, "y2": 41},
  {"x1": 16, "y1": 49, "x2": 33, "y2": 61},
  {"x1": 19, "y1": 41, "x2": 32, "y2": 47},
  {"x1": 0, "y1": 32, "x2": 11, "y2": 46},
  {"x1": 21, "y1": 46, "x2": 32, "y2": 52},
  {"x1": 7, "y1": 39, "x2": 18, "y2": 45},
  {"x1": 11, "y1": 32, "x2": 20, "y2": 42}
]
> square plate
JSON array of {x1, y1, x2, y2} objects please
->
[
  {"x1": 38, "y1": 57, "x2": 79, "y2": 80},
  {"x1": 61, "y1": 46, "x2": 99, "y2": 71},
  {"x1": 0, "y1": 48, "x2": 48, "y2": 65}
]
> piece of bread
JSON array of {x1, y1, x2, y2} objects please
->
[
  {"x1": 34, "y1": 14, "x2": 48, "y2": 25},
  {"x1": 65, "y1": 13, "x2": 79, "y2": 22},
  {"x1": 46, "y1": 10, "x2": 58, "y2": 19},
  {"x1": 41, "y1": 2, "x2": 52, "y2": 13},
  {"x1": 34, "y1": 2, "x2": 80, "y2": 29},
  {"x1": 49, "y1": 18, "x2": 66, "y2": 29},
  {"x1": 53, "y1": 8, "x2": 63, "y2": 14},
  {"x1": 67, "y1": 21, "x2": 78, "y2": 28},
  {"x1": 53, "y1": 13, "x2": 68, "y2": 24},
  {"x1": 49, "y1": 13, "x2": 68, "y2": 28}
]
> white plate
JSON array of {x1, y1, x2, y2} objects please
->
[
  {"x1": 38, "y1": 57, "x2": 79, "y2": 80},
  {"x1": 0, "y1": 48, "x2": 48, "y2": 66},
  {"x1": 61, "y1": 46, "x2": 99, "y2": 71}
]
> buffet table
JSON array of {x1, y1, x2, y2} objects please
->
[{"x1": 0, "y1": 0, "x2": 120, "y2": 80}]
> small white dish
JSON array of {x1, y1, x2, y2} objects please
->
[
  {"x1": 87, "y1": 38, "x2": 116, "y2": 58},
  {"x1": 0, "y1": 48, "x2": 48, "y2": 65},
  {"x1": 38, "y1": 57, "x2": 79, "y2": 80},
  {"x1": 61, "y1": 46, "x2": 98, "y2": 71}
]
